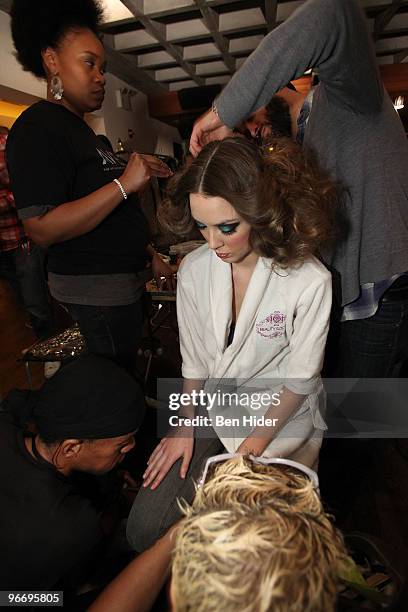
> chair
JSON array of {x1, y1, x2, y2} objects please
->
[{"x1": 21, "y1": 324, "x2": 86, "y2": 388}]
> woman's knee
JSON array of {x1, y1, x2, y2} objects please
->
[
  {"x1": 126, "y1": 493, "x2": 161, "y2": 552},
  {"x1": 127, "y1": 436, "x2": 225, "y2": 552},
  {"x1": 126, "y1": 463, "x2": 192, "y2": 552}
]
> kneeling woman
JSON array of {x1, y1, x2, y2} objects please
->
[{"x1": 127, "y1": 137, "x2": 337, "y2": 551}]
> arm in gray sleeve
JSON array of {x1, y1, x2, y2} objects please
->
[{"x1": 216, "y1": 0, "x2": 383, "y2": 128}]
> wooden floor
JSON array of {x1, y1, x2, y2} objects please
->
[{"x1": 0, "y1": 278, "x2": 44, "y2": 397}]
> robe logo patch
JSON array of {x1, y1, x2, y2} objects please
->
[{"x1": 256, "y1": 311, "x2": 286, "y2": 338}]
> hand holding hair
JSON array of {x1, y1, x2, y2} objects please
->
[
  {"x1": 189, "y1": 106, "x2": 224, "y2": 157},
  {"x1": 120, "y1": 153, "x2": 172, "y2": 195}
]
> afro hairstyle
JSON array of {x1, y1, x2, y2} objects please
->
[{"x1": 11, "y1": 0, "x2": 104, "y2": 79}]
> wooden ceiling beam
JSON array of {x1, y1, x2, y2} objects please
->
[
  {"x1": 0, "y1": 0, "x2": 12, "y2": 13},
  {"x1": 394, "y1": 48, "x2": 408, "y2": 63},
  {"x1": 193, "y1": 1, "x2": 235, "y2": 73},
  {"x1": 373, "y1": 0, "x2": 404, "y2": 41},
  {"x1": 132, "y1": 0, "x2": 240, "y2": 20},
  {"x1": 104, "y1": 42, "x2": 167, "y2": 94},
  {"x1": 264, "y1": 0, "x2": 278, "y2": 33},
  {"x1": 119, "y1": 0, "x2": 205, "y2": 86}
]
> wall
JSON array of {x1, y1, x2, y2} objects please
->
[
  {"x1": 102, "y1": 73, "x2": 181, "y2": 155},
  {"x1": 0, "y1": 10, "x2": 46, "y2": 99},
  {"x1": 0, "y1": 100, "x2": 28, "y2": 129}
]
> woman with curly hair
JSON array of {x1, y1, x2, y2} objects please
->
[
  {"x1": 6, "y1": 0, "x2": 172, "y2": 370},
  {"x1": 127, "y1": 136, "x2": 337, "y2": 552}
]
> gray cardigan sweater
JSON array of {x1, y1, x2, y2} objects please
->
[{"x1": 216, "y1": 0, "x2": 408, "y2": 306}]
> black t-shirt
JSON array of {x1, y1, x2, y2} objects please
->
[
  {"x1": 6, "y1": 101, "x2": 149, "y2": 275},
  {"x1": 0, "y1": 414, "x2": 103, "y2": 590}
]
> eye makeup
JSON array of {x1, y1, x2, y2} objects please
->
[
  {"x1": 194, "y1": 220, "x2": 240, "y2": 235},
  {"x1": 218, "y1": 222, "x2": 240, "y2": 235}
]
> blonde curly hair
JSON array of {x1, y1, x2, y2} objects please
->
[{"x1": 171, "y1": 456, "x2": 348, "y2": 612}]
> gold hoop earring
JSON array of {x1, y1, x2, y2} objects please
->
[{"x1": 50, "y1": 75, "x2": 64, "y2": 101}]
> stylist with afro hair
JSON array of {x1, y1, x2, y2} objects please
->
[{"x1": 6, "y1": 0, "x2": 173, "y2": 371}]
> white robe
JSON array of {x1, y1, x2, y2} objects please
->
[{"x1": 176, "y1": 245, "x2": 332, "y2": 467}]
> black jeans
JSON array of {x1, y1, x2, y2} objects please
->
[
  {"x1": 63, "y1": 300, "x2": 144, "y2": 372},
  {"x1": 0, "y1": 243, "x2": 53, "y2": 339},
  {"x1": 325, "y1": 276, "x2": 408, "y2": 378},
  {"x1": 320, "y1": 277, "x2": 408, "y2": 519}
]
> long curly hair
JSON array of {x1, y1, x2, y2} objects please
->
[
  {"x1": 171, "y1": 456, "x2": 348, "y2": 612},
  {"x1": 159, "y1": 137, "x2": 338, "y2": 268},
  {"x1": 11, "y1": 0, "x2": 104, "y2": 78}
]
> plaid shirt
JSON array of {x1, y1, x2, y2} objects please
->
[{"x1": 0, "y1": 133, "x2": 26, "y2": 252}]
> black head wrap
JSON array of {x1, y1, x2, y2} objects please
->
[{"x1": 3, "y1": 355, "x2": 145, "y2": 441}]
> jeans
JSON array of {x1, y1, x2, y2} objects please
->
[
  {"x1": 63, "y1": 300, "x2": 144, "y2": 372},
  {"x1": 0, "y1": 243, "x2": 53, "y2": 339},
  {"x1": 126, "y1": 435, "x2": 224, "y2": 553},
  {"x1": 324, "y1": 277, "x2": 408, "y2": 378},
  {"x1": 320, "y1": 279, "x2": 408, "y2": 521}
]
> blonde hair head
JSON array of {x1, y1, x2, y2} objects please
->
[{"x1": 171, "y1": 456, "x2": 347, "y2": 612}]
